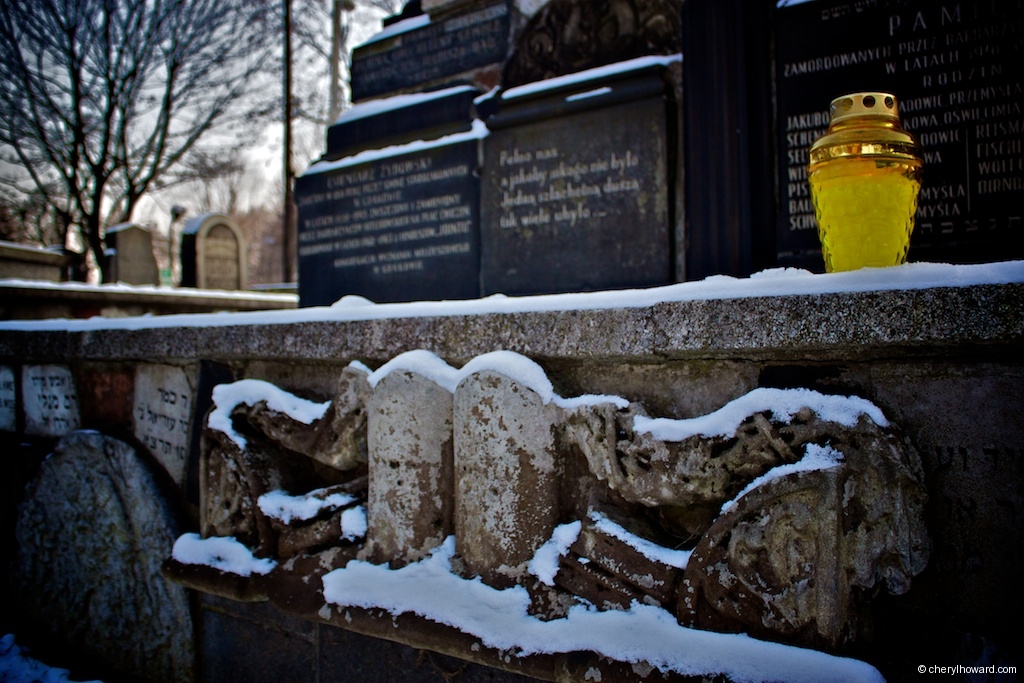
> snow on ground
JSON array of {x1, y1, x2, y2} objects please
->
[
  {"x1": 1, "y1": 260, "x2": 1021, "y2": 333},
  {"x1": 0, "y1": 635, "x2": 100, "y2": 683},
  {"x1": 321, "y1": 536, "x2": 884, "y2": 683}
]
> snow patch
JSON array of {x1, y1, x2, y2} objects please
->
[
  {"x1": 257, "y1": 488, "x2": 358, "y2": 524},
  {"x1": 720, "y1": 443, "x2": 846, "y2": 515},
  {"x1": 321, "y1": 537, "x2": 884, "y2": 683},
  {"x1": 341, "y1": 506, "x2": 368, "y2": 541},
  {"x1": 589, "y1": 512, "x2": 692, "y2": 570},
  {"x1": 0, "y1": 634, "x2": 103, "y2": 683},
  {"x1": 528, "y1": 521, "x2": 582, "y2": 586},
  {"x1": 208, "y1": 379, "x2": 330, "y2": 449},
  {"x1": 171, "y1": 533, "x2": 276, "y2": 576},
  {"x1": 633, "y1": 387, "x2": 888, "y2": 442}
]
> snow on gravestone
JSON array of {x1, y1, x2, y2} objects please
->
[
  {"x1": 133, "y1": 364, "x2": 195, "y2": 486},
  {"x1": 0, "y1": 365, "x2": 15, "y2": 431},
  {"x1": 13, "y1": 431, "x2": 194, "y2": 683},
  {"x1": 21, "y1": 365, "x2": 79, "y2": 437}
]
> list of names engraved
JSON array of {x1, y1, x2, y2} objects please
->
[{"x1": 775, "y1": 0, "x2": 1023, "y2": 265}]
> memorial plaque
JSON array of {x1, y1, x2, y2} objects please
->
[
  {"x1": 22, "y1": 365, "x2": 79, "y2": 437},
  {"x1": 134, "y1": 364, "x2": 195, "y2": 486},
  {"x1": 0, "y1": 365, "x2": 15, "y2": 432},
  {"x1": 350, "y1": 2, "x2": 509, "y2": 99},
  {"x1": 480, "y1": 66, "x2": 674, "y2": 296},
  {"x1": 775, "y1": 0, "x2": 1024, "y2": 269},
  {"x1": 296, "y1": 136, "x2": 483, "y2": 306}
]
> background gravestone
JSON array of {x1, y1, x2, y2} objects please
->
[
  {"x1": 480, "y1": 59, "x2": 677, "y2": 296},
  {"x1": 21, "y1": 365, "x2": 79, "y2": 437},
  {"x1": 180, "y1": 213, "x2": 248, "y2": 290},
  {"x1": 774, "y1": 0, "x2": 1024, "y2": 269},
  {"x1": 104, "y1": 223, "x2": 160, "y2": 285},
  {"x1": 13, "y1": 431, "x2": 194, "y2": 683}
]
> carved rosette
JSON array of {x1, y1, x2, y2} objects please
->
[{"x1": 504, "y1": 0, "x2": 681, "y2": 87}]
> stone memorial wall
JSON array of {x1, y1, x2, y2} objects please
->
[
  {"x1": 1, "y1": 270, "x2": 1022, "y2": 682},
  {"x1": 774, "y1": 0, "x2": 1024, "y2": 268}
]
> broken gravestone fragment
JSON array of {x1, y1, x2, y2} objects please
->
[
  {"x1": 362, "y1": 370, "x2": 455, "y2": 567},
  {"x1": 454, "y1": 370, "x2": 562, "y2": 588}
]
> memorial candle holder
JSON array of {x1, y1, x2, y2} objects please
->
[{"x1": 808, "y1": 92, "x2": 923, "y2": 272}]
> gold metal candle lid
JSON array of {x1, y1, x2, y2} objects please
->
[
  {"x1": 810, "y1": 91, "x2": 920, "y2": 165},
  {"x1": 828, "y1": 92, "x2": 900, "y2": 123}
]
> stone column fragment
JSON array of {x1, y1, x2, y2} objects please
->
[
  {"x1": 364, "y1": 370, "x2": 454, "y2": 566},
  {"x1": 454, "y1": 371, "x2": 562, "y2": 587}
]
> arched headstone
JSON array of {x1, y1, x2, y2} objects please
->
[{"x1": 180, "y1": 213, "x2": 247, "y2": 290}]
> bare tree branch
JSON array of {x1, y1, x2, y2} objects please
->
[{"x1": 0, "y1": 0, "x2": 280, "y2": 280}]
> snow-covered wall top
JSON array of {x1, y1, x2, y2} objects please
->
[{"x1": 0, "y1": 262, "x2": 1022, "y2": 366}]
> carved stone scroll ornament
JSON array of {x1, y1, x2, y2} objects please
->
[
  {"x1": 563, "y1": 400, "x2": 929, "y2": 651},
  {"x1": 174, "y1": 354, "x2": 928, "y2": 662},
  {"x1": 503, "y1": 0, "x2": 682, "y2": 87}
]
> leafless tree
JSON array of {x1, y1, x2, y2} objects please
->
[{"x1": 0, "y1": 0, "x2": 280, "y2": 281}]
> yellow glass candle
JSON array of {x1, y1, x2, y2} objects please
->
[{"x1": 808, "y1": 93, "x2": 923, "y2": 272}]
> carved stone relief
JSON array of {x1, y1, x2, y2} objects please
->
[
  {"x1": 503, "y1": 0, "x2": 681, "y2": 88},
  {"x1": 167, "y1": 351, "x2": 929, "y2": 668}
]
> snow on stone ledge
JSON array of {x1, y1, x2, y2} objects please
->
[
  {"x1": 208, "y1": 379, "x2": 330, "y2": 450},
  {"x1": 258, "y1": 488, "x2": 359, "y2": 524},
  {"x1": 2, "y1": 260, "x2": 1021, "y2": 333},
  {"x1": 588, "y1": 512, "x2": 693, "y2": 570},
  {"x1": 172, "y1": 533, "x2": 276, "y2": 577},
  {"x1": 634, "y1": 387, "x2": 888, "y2": 442},
  {"x1": 720, "y1": 443, "x2": 846, "y2": 516},
  {"x1": 366, "y1": 349, "x2": 629, "y2": 409},
  {"x1": 527, "y1": 521, "x2": 582, "y2": 586},
  {"x1": 321, "y1": 537, "x2": 884, "y2": 683}
]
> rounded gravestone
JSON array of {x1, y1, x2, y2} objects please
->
[{"x1": 13, "y1": 431, "x2": 194, "y2": 683}]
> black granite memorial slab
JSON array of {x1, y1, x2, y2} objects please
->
[
  {"x1": 479, "y1": 58, "x2": 678, "y2": 296},
  {"x1": 296, "y1": 134, "x2": 483, "y2": 307},
  {"x1": 774, "y1": 0, "x2": 1024, "y2": 269},
  {"x1": 350, "y1": 2, "x2": 509, "y2": 101},
  {"x1": 325, "y1": 86, "x2": 480, "y2": 161}
]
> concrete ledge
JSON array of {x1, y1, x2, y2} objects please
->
[{"x1": 0, "y1": 282, "x2": 1021, "y2": 364}]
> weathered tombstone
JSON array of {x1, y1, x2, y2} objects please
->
[
  {"x1": 14, "y1": 431, "x2": 194, "y2": 683},
  {"x1": 0, "y1": 365, "x2": 15, "y2": 432},
  {"x1": 772, "y1": 0, "x2": 1024, "y2": 269},
  {"x1": 479, "y1": 57, "x2": 679, "y2": 295},
  {"x1": 349, "y1": 0, "x2": 510, "y2": 100},
  {"x1": 133, "y1": 364, "x2": 195, "y2": 487},
  {"x1": 104, "y1": 223, "x2": 160, "y2": 285},
  {"x1": 21, "y1": 365, "x2": 79, "y2": 437},
  {"x1": 180, "y1": 213, "x2": 247, "y2": 290},
  {"x1": 295, "y1": 87, "x2": 484, "y2": 306}
]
